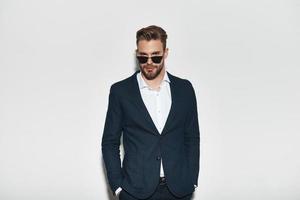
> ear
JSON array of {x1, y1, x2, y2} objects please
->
[{"x1": 164, "y1": 48, "x2": 169, "y2": 59}]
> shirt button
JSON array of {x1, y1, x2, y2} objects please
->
[{"x1": 156, "y1": 156, "x2": 161, "y2": 160}]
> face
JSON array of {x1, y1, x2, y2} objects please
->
[{"x1": 136, "y1": 39, "x2": 168, "y2": 80}]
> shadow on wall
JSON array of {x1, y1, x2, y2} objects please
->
[{"x1": 100, "y1": 157, "x2": 116, "y2": 200}]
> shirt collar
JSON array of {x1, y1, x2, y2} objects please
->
[{"x1": 137, "y1": 70, "x2": 170, "y2": 89}]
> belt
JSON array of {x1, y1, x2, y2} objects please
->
[{"x1": 159, "y1": 177, "x2": 166, "y2": 185}]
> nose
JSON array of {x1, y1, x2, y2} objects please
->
[{"x1": 147, "y1": 57, "x2": 153, "y2": 65}]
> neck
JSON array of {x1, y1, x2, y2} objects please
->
[{"x1": 141, "y1": 68, "x2": 165, "y2": 91}]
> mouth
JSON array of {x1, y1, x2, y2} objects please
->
[
  {"x1": 146, "y1": 68, "x2": 154, "y2": 72},
  {"x1": 144, "y1": 66, "x2": 155, "y2": 72}
]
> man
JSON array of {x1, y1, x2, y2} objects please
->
[{"x1": 102, "y1": 25, "x2": 200, "y2": 200}]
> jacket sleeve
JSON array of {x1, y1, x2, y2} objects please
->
[
  {"x1": 101, "y1": 85, "x2": 123, "y2": 193},
  {"x1": 184, "y1": 80, "x2": 200, "y2": 186}
]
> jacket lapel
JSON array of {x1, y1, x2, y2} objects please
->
[
  {"x1": 161, "y1": 71, "x2": 177, "y2": 135},
  {"x1": 130, "y1": 71, "x2": 159, "y2": 135}
]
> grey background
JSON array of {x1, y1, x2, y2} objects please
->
[{"x1": 0, "y1": 0, "x2": 299, "y2": 199}]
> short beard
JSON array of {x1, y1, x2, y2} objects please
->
[{"x1": 140, "y1": 61, "x2": 164, "y2": 80}]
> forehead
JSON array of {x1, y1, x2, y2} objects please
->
[{"x1": 137, "y1": 39, "x2": 164, "y2": 53}]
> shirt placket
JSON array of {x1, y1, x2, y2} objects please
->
[{"x1": 156, "y1": 87, "x2": 163, "y2": 134}]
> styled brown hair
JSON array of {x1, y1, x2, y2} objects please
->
[{"x1": 136, "y1": 25, "x2": 168, "y2": 50}]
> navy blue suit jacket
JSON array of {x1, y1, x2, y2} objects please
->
[{"x1": 101, "y1": 71, "x2": 200, "y2": 199}]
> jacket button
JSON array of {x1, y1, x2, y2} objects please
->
[{"x1": 156, "y1": 156, "x2": 161, "y2": 160}]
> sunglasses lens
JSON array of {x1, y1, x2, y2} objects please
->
[
  {"x1": 151, "y1": 56, "x2": 163, "y2": 64},
  {"x1": 137, "y1": 56, "x2": 148, "y2": 64},
  {"x1": 136, "y1": 56, "x2": 163, "y2": 64}
]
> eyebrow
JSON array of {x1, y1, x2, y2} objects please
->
[
  {"x1": 151, "y1": 51, "x2": 161, "y2": 55},
  {"x1": 137, "y1": 51, "x2": 162, "y2": 56}
]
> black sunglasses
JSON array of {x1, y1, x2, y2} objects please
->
[{"x1": 136, "y1": 56, "x2": 163, "y2": 64}]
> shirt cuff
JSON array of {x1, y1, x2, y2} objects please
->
[{"x1": 115, "y1": 187, "x2": 122, "y2": 196}]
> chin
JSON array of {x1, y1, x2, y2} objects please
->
[{"x1": 140, "y1": 64, "x2": 164, "y2": 80}]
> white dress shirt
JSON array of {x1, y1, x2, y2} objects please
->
[{"x1": 137, "y1": 70, "x2": 172, "y2": 177}]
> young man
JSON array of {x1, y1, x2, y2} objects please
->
[{"x1": 102, "y1": 25, "x2": 200, "y2": 200}]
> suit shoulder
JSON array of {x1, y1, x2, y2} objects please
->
[
  {"x1": 168, "y1": 72, "x2": 194, "y2": 89},
  {"x1": 109, "y1": 73, "x2": 134, "y2": 93}
]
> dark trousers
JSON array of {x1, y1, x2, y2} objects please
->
[{"x1": 119, "y1": 178, "x2": 193, "y2": 200}]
